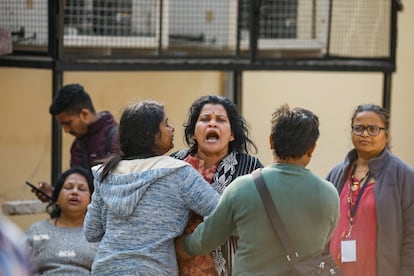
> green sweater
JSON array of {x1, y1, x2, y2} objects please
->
[{"x1": 184, "y1": 163, "x2": 339, "y2": 276}]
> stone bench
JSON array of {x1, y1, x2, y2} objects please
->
[{"x1": 2, "y1": 200, "x2": 47, "y2": 215}]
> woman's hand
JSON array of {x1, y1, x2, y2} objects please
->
[
  {"x1": 175, "y1": 234, "x2": 192, "y2": 260},
  {"x1": 32, "y1": 182, "x2": 53, "y2": 202}
]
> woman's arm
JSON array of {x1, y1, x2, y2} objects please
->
[{"x1": 84, "y1": 179, "x2": 105, "y2": 242}]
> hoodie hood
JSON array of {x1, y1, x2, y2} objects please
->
[{"x1": 92, "y1": 156, "x2": 188, "y2": 216}]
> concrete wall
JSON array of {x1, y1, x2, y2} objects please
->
[{"x1": 1, "y1": 1, "x2": 413, "y2": 230}]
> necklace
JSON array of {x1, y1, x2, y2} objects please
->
[
  {"x1": 346, "y1": 166, "x2": 371, "y2": 238},
  {"x1": 350, "y1": 163, "x2": 370, "y2": 192}
]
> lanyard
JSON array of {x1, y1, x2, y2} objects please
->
[
  {"x1": 348, "y1": 173, "x2": 371, "y2": 218},
  {"x1": 346, "y1": 171, "x2": 371, "y2": 238}
]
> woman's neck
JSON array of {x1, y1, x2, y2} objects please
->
[
  {"x1": 52, "y1": 213, "x2": 85, "y2": 228},
  {"x1": 353, "y1": 158, "x2": 370, "y2": 180},
  {"x1": 355, "y1": 155, "x2": 370, "y2": 170},
  {"x1": 356, "y1": 149, "x2": 383, "y2": 164},
  {"x1": 195, "y1": 150, "x2": 227, "y2": 169}
]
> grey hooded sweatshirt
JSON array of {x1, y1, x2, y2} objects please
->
[{"x1": 84, "y1": 156, "x2": 220, "y2": 276}]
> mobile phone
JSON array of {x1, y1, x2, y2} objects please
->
[{"x1": 25, "y1": 181, "x2": 51, "y2": 200}]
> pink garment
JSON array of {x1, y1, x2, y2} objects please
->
[
  {"x1": 176, "y1": 154, "x2": 218, "y2": 276},
  {"x1": 330, "y1": 176, "x2": 377, "y2": 276}
]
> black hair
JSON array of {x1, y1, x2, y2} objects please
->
[
  {"x1": 49, "y1": 84, "x2": 96, "y2": 115},
  {"x1": 351, "y1": 103, "x2": 390, "y2": 148},
  {"x1": 270, "y1": 104, "x2": 319, "y2": 159},
  {"x1": 100, "y1": 100, "x2": 165, "y2": 182},
  {"x1": 46, "y1": 166, "x2": 94, "y2": 219},
  {"x1": 183, "y1": 95, "x2": 257, "y2": 154}
]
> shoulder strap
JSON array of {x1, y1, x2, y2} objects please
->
[
  {"x1": 252, "y1": 169, "x2": 300, "y2": 262},
  {"x1": 105, "y1": 125, "x2": 119, "y2": 154}
]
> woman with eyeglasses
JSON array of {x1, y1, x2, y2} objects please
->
[{"x1": 327, "y1": 103, "x2": 414, "y2": 276}]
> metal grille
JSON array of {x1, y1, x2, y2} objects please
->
[
  {"x1": 241, "y1": 0, "x2": 298, "y2": 39},
  {"x1": 64, "y1": 0, "x2": 159, "y2": 49},
  {"x1": 0, "y1": 0, "x2": 48, "y2": 48},
  {"x1": 169, "y1": 1, "x2": 237, "y2": 51},
  {"x1": 65, "y1": 0, "x2": 93, "y2": 35},
  {"x1": 0, "y1": 0, "x2": 394, "y2": 60},
  {"x1": 329, "y1": 0, "x2": 391, "y2": 57}
]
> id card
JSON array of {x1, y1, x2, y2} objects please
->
[{"x1": 341, "y1": 240, "x2": 356, "y2": 262}]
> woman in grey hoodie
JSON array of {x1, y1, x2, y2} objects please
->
[{"x1": 83, "y1": 100, "x2": 220, "y2": 276}]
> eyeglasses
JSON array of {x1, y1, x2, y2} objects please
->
[{"x1": 351, "y1": 125, "x2": 386, "y2": 136}]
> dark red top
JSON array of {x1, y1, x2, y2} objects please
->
[{"x1": 70, "y1": 111, "x2": 120, "y2": 168}]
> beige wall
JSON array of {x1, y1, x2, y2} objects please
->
[
  {"x1": 61, "y1": 71, "x2": 225, "y2": 172},
  {"x1": 0, "y1": 70, "x2": 224, "y2": 230},
  {"x1": 1, "y1": 2, "x2": 413, "y2": 230},
  {"x1": 0, "y1": 68, "x2": 53, "y2": 228},
  {"x1": 243, "y1": 71, "x2": 383, "y2": 176}
]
